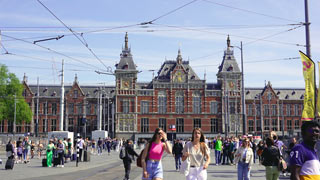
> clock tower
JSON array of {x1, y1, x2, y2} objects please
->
[
  {"x1": 115, "y1": 32, "x2": 138, "y2": 138},
  {"x1": 217, "y1": 35, "x2": 243, "y2": 135}
]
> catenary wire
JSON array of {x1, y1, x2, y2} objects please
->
[{"x1": 37, "y1": 0, "x2": 111, "y2": 71}]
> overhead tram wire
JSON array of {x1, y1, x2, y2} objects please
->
[
  {"x1": 202, "y1": 0, "x2": 301, "y2": 23},
  {"x1": 153, "y1": 23, "x2": 304, "y2": 47},
  {"x1": 37, "y1": 0, "x2": 110, "y2": 71},
  {"x1": 1, "y1": 52, "x2": 97, "y2": 70},
  {"x1": 191, "y1": 57, "x2": 300, "y2": 68},
  {"x1": 1, "y1": 34, "x2": 106, "y2": 72},
  {"x1": 5, "y1": 65, "x2": 94, "y2": 72}
]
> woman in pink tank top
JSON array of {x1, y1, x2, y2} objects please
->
[{"x1": 141, "y1": 128, "x2": 172, "y2": 180}]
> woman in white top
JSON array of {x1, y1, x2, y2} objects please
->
[
  {"x1": 234, "y1": 138, "x2": 254, "y2": 180},
  {"x1": 182, "y1": 128, "x2": 210, "y2": 180}
]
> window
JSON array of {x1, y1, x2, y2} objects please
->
[
  {"x1": 272, "y1": 105, "x2": 277, "y2": 116},
  {"x1": 287, "y1": 120, "x2": 292, "y2": 130},
  {"x1": 43, "y1": 102, "x2": 48, "y2": 115},
  {"x1": 74, "y1": 90, "x2": 78, "y2": 98},
  {"x1": 248, "y1": 120, "x2": 254, "y2": 132},
  {"x1": 141, "y1": 118, "x2": 149, "y2": 132},
  {"x1": 7, "y1": 121, "x2": 13, "y2": 133},
  {"x1": 16, "y1": 125, "x2": 21, "y2": 133},
  {"x1": 264, "y1": 119, "x2": 270, "y2": 130},
  {"x1": 42, "y1": 119, "x2": 47, "y2": 132},
  {"x1": 25, "y1": 122, "x2": 30, "y2": 133},
  {"x1": 52, "y1": 103, "x2": 57, "y2": 115},
  {"x1": 122, "y1": 100, "x2": 129, "y2": 113},
  {"x1": 279, "y1": 104, "x2": 283, "y2": 116},
  {"x1": 256, "y1": 104, "x2": 261, "y2": 116},
  {"x1": 193, "y1": 118, "x2": 201, "y2": 128},
  {"x1": 193, "y1": 92, "x2": 201, "y2": 114},
  {"x1": 248, "y1": 104, "x2": 254, "y2": 116},
  {"x1": 94, "y1": 104, "x2": 97, "y2": 115},
  {"x1": 211, "y1": 118, "x2": 218, "y2": 133},
  {"x1": 175, "y1": 92, "x2": 184, "y2": 114},
  {"x1": 230, "y1": 101, "x2": 235, "y2": 114},
  {"x1": 159, "y1": 118, "x2": 166, "y2": 132},
  {"x1": 256, "y1": 120, "x2": 261, "y2": 131},
  {"x1": 210, "y1": 102, "x2": 219, "y2": 114},
  {"x1": 264, "y1": 105, "x2": 269, "y2": 116},
  {"x1": 68, "y1": 103, "x2": 74, "y2": 114},
  {"x1": 68, "y1": 118, "x2": 74, "y2": 132},
  {"x1": 77, "y1": 104, "x2": 83, "y2": 114},
  {"x1": 141, "y1": 101, "x2": 149, "y2": 114},
  {"x1": 176, "y1": 118, "x2": 184, "y2": 132},
  {"x1": 86, "y1": 104, "x2": 91, "y2": 115},
  {"x1": 280, "y1": 119, "x2": 283, "y2": 131},
  {"x1": 272, "y1": 119, "x2": 278, "y2": 131},
  {"x1": 286, "y1": 104, "x2": 291, "y2": 116},
  {"x1": 158, "y1": 91, "x2": 167, "y2": 114},
  {"x1": 295, "y1": 120, "x2": 300, "y2": 130},
  {"x1": 294, "y1": 105, "x2": 299, "y2": 116},
  {"x1": 51, "y1": 119, "x2": 57, "y2": 131}
]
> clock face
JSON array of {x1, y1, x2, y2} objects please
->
[
  {"x1": 228, "y1": 80, "x2": 236, "y2": 90},
  {"x1": 121, "y1": 79, "x2": 130, "y2": 89},
  {"x1": 174, "y1": 71, "x2": 186, "y2": 83}
]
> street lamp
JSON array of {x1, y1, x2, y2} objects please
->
[{"x1": 231, "y1": 42, "x2": 245, "y2": 135}]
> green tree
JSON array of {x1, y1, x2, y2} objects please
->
[{"x1": 0, "y1": 64, "x2": 32, "y2": 124}]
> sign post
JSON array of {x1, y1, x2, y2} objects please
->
[{"x1": 169, "y1": 125, "x2": 176, "y2": 141}]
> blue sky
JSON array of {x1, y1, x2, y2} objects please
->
[{"x1": 1, "y1": 0, "x2": 320, "y2": 88}]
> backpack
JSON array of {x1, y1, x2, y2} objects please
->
[
  {"x1": 6, "y1": 144, "x2": 13, "y2": 152},
  {"x1": 119, "y1": 146, "x2": 126, "y2": 159}
]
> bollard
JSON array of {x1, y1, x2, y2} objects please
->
[{"x1": 76, "y1": 133, "x2": 80, "y2": 167}]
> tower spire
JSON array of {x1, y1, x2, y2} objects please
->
[
  {"x1": 125, "y1": 32, "x2": 129, "y2": 50},
  {"x1": 177, "y1": 49, "x2": 182, "y2": 64},
  {"x1": 227, "y1": 35, "x2": 230, "y2": 47}
]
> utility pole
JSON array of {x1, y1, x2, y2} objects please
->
[
  {"x1": 36, "y1": 77, "x2": 39, "y2": 136},
  {"x1": 13, "y1": 94, "x2": 16, "y2": 134},
  {"x1": 304, "y1": 0, "x2": 311, "y2": 58},
  {"x1": 240, "y1": 42, "x2": 246, "y2": 135},
  {"x1": 59, "y1": 60, "x2": 65, "y2": 131}
]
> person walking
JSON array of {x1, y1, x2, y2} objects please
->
[
  {"x1": 257, "y1": 140, "x2": 264, "y2": 164},
  {"x1": 97, "y1": 137, "x2": 103, "y2": 156},
  {"x1": 46, "y1": 140, "x2": 55, "y2": 167},
  {"x1": 172, "y1": 139, "x2": 184, "y2": 171},
  {"x1": 215, "y1": 136, "x2": 222, "y2": 165},
  {"x1": 141, "y1": 128, "x2": 172, "y2": 180},
  {"x1": 261, "y1": 138, "x2": 280, "y2": 180},
  {"x1": 6, "y1": 140, "x2": 15, "y2": 160},
  {"x1": 78, "y1": 137, "x2": 84, "y2": 161},
  {"x1": 290, "y1": 121, "x2": 320, "y2": 180},
  {"x1": 182, "y1": 128, "x2": 211, "y2": 180},
  {"x1": 122, "y1": 139, "x2": 139, "y2": 180},
  {"x1": 56, "y1": 139, "x2": 65, "y2": 167},
  {"x1": 234, "y1": 138, "x2": 254, "y2": 180}
]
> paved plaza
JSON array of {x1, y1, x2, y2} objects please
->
[{"x1": 0, "y1": 149, "x2": 290, "y2": 180}]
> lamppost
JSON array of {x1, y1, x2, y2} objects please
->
[{"x1": 231, "y1": 42, "x2": 245, "y2": 135}]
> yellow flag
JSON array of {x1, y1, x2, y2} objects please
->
[
  {"x1": 300, "y1": 51, "x2": 315, "y2": 120},
  {"x1": 318, "y1": 62, "x2": 320, "y2": 117}
]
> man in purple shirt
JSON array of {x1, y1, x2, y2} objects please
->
[{"x1": 290, "y1": 121, "x2": 320, "y2": 180}]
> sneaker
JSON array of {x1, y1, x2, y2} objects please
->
[{"x1": 61, "y1": 165, "x2": 64, "y2": 168}]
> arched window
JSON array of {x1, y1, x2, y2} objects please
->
[{"x1": 175, "y1": 91, "x2": 184, "y2": 114}]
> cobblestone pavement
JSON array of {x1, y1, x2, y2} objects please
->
[{"x1": 0, "y1": 149, "x2": 291, "y2": 180}]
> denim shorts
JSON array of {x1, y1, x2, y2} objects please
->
[{"x1": 142, "y1": 160, "x2": 163, "y2": 180}]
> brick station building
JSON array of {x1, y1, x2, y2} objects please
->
[{"x1": 0, "y1": 33, "x2": 313, "y2": 140}]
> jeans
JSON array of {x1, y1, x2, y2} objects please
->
[
  {"x1": 215, "y1": 150, "x2": 221, "y2": 164},
  {"x1": 58, "y1": 152, "x2": 64, "y2": 165},
  {"x1": 98, "y1": 146, "x2": 102, "y2": 155},
  {"x1": 237, "y1": 162, "x2": 250, "y2": 180},
  {"x1": 253, "y1": 150, "x2": 256, "y2": 163},
  {"x1": 175, "y1": 154, "x2": 182, "y2": 170},
  {"x1": 265, "y1": 166, "x2": 280, "y2": 180},
  {"x1": 123, "y1": 160, "x2": 131, "y2": 180},
  {"x1": 23, "y1": 149, "x2": 28, "y2": 161}
]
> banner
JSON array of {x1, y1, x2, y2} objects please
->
[
  {"x1": 318, "y1": 62, "x2": 320, "y2": 117},
  {"x1": 299, "y1": 51, "x2": 315, "y2": 120}
]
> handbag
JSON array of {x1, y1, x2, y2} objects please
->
[
  {"x1": 180, "y1": 142, "x2": 191, "y2": 176},
  {"x1": 278, "y1": 157, "x2": 287, "y2": 171},
  {"x1": 137, "y1": 142, "x2": 152, "y2": 168}
]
